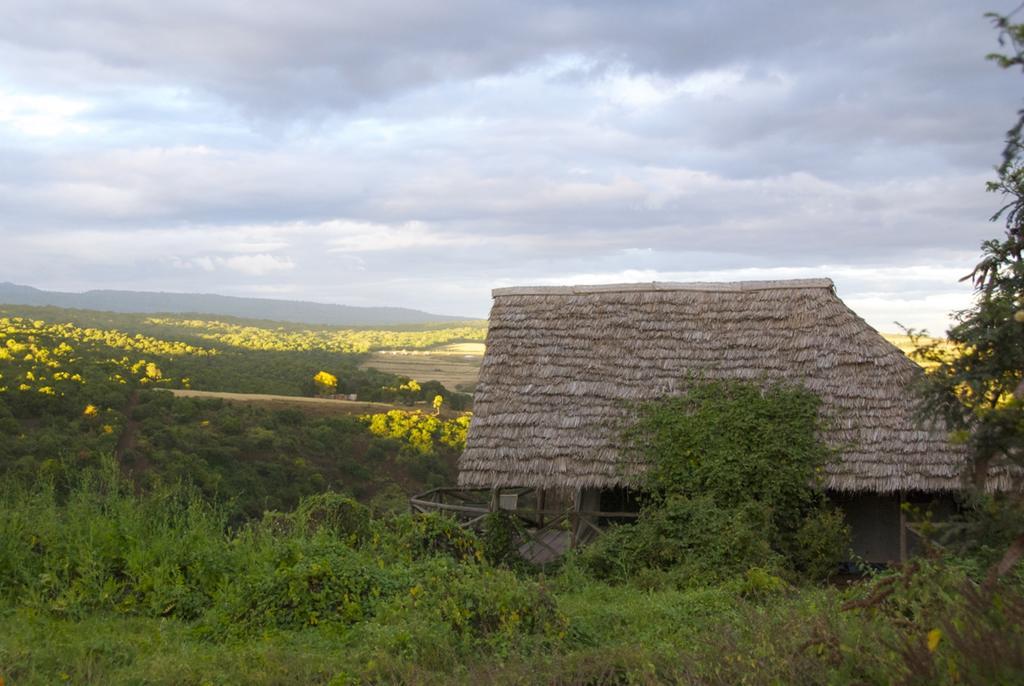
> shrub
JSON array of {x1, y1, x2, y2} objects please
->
[
  {"x1": 740, "y1": 566, "x2": 788, "y2": 599},
  {"x1": 294, "y1": 492, "x2": 370, "y2": 542},
  {"x1": 367, "y1": 557, "x2": 567, "y2": 661},
  {"x1": 629, "y1": 380, "x2": 828, "y2": 511},
  {"x1": 202, "y1": 543, "x2": 403, "y2": 637},
  {"x1": 581, "y1": 495, "x2": 783, "y2": 585},
  {"x1": 841, "y1": 559, "x2": 1024, "y2": 684},
  {"x1": 938, "y1": 493, "x2": 1024, "y2": 568},
  {"x1": 792, "y1": 506, "x2": 851, "y2": 580},
  {"x1": 413, "y1": 562, "x2": 565, "y2": 642},
  {"x1": 588, "y1": 379, "x2": 849, "y2": 583},
  {"x1": 479, "y1": 511, "x2": 530, "y2": 568},
  {"x1": 0, "y1": 458, "x2": 238, "y2": 620},
  {"x1": 378, "y1": 513, "x2": 484, "y2": 564}
]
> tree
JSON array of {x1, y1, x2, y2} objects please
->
[
  {"x1": 313, "y1": 370, "x2": 338, "y2": 396},
  {"x1": 915, "y1": 9, "x2": 1024, "y2": 582},
  {"x1": 918, "y1": 11, "x2": 1024, "y2": 480}
]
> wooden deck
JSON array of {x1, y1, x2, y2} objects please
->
[{"x1": 409, "y1": 486, "x2": 639, "y2": 563}]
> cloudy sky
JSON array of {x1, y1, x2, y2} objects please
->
[{"x1": 0, "y1": 1, "x2": 1019, "y2": 332}]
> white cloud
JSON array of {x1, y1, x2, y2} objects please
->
[
  {"x1": 219, "y1": 254, "x2": 295, "y2": 275},
  {"x1": 597, "y1": 66, "x2": 759, "y2": 109},
  {"x1": 175, "y1": 253, "x2": 295, "y2": 275},
  {"x1": 843, "y1": 293, "x2": 970, "y2": 336},
  {"x1": 0, "y1": 90, "x2": 92, "y2": 137},
  {"x1": 323, "y1": 220, "x2": 475, "y2": 252}
]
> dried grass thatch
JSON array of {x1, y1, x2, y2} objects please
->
[{"x1": 458, "y1": 279, "x2": 1012, "y2": 494}]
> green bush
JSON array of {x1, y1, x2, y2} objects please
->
[
  {"x1": 202, "y1": 543, "x2": 402, "y2": 637},
  {"x1": 938, "y1": 493, "x2": 1024, "y2": 568},
  {"x1": 793, "y1": 506, "x2": 851, "y2": 579},
  {"x1": 584, "y1": 379, "x2": 849, "y2": 584},
  {"x1": 740, "y1": 566, "x2": 788, "y2": 599},
  {"x1": 581, "y1": 495, "x2": 783, "y2": 585},
  {"x1": 294, "y1": 492, "x2": 370, "y2": 542},
  {"x1": 479, "y1": 511, "x2": 530, "y2": 568},
  {"x1": 629, "y1": 380, "x2": 828, "y2": 509},
  {"x1": 378, "y1": 513, "x2": 484, "y2": 564},
  {"x1": 365, "y1": 557, "x2": 567, "y2": 664},
  {"x1": 837, "y1": 559, "x2": 1024, "y2": 684},
  {"x1": 0, "y1": 458, "x2": 238, "y2": 620}
]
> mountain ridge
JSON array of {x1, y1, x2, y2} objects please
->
[{"x1": 0, "y1": 282, "x2": 470, "y2": 326}]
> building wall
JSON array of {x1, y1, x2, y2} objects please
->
[
  {"x1": 830, "y1": 492, "x2": 959, "y2": 564},
  {"x1": 832, "y1": 493, "x2": 902, "y2": 563}
]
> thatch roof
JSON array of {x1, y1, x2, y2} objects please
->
[{"x1": 458, "y1": 279, "x2": 1011, "y2": 493}]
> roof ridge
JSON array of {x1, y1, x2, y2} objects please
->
[{"x1": 492, "y1": 278, "x2": 835, "y2": 297}]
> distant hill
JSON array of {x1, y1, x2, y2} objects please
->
[{"x1": 0, "y1": 283, "x2": 469, "y2": 326}]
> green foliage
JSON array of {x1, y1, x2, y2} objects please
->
[
  {"x1": 0, "y1": 458, "x2": 237, "y2": 620},
  {"x1": 1, "y1": 386, "x2": 458, "y2": 521},
  {"x1": 1, "y1": 465, "x2": 1022, "y2": 685},
  {"x1": 932, "y1": 492, "x2": 1024, "y2": 568},
  {"x1": 202, "y1": 543, "x2": 398, "y2": 636},
  {"x1": 912, "y1": 256, "x2": 1024, "y2": 481},
  {"x1": 378, "y1": 513, "x2": 485, "y2": 565},
  {"x1": 630, "y1": 380, "x2": 829, "y2": 509},
  {"x1": 739, "y1": 567, "x2": 788, "y2": 599},
  {"x1": 0, "y1": 306, "x2": 464, "y2": 517},
  {"x1": 365, "y1": 558, "x2": 566, "y2": 664},
  {"x1": 294, "y1": 492, "x2": 371, "y2": 541},
  {"x1": 0, "y1": 464, "x2": 566, "y2": 676},
  {"x1": 794, "y1": 506, "x2": 854, "y2": 579},
  {"x1": 582, "y1": 495, "x2": 782, "y2": 585},
  {"x1": 583, "y1": 380, "x2": 848, "y2": 584},
  {"x1": 478, "y1": 511, "x2": 531, "y2": 569},
  {"x1": 840, "y1": 559, "x2": 1024, "y2": 685}
]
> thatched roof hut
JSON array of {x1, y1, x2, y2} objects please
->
[{"x1": 458, "y1": 279, "x2": 1008, "y2": 495}]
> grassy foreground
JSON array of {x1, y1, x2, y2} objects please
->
[
  {"x1": 1, "y1": 463, "x2": 1023, "y2": 685},
  {"x1": 0, "y1": 585, "x2": 851, "y2": 685}
]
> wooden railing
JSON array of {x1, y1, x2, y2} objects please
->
[
  {"x1": 409, "y1": 486, "x2": 640, "y2": 558},
  {"x1": 409, "y1": 487, "x2": 491, "y2": 529}
]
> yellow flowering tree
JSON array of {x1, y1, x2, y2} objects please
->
[
  {"x1": 365, "y1": 409, "x2": 472, "y2": 454},
  {"x1": 313, "y1": 370, "x2": 338, "y2": 396}
]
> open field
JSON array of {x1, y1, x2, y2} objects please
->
[{"x1": 360, "y1": 342, "x2": 486, "y2": 392}]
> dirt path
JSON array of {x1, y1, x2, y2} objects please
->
[
  {"x1": 114, "y1": 390, "x2": 140, "y2": 457},
  {"x1": 157, "y1": 389, "x2": 403, "y2": 415},
  {"x1": 114, "y1": 389, "x2": 149, "y2": 473}
]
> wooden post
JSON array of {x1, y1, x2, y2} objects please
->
[
  {"x1": 899, "y1": 491, "x2": 908, "y2": 564},
  {"x1": 490, "y1": 488, "x2": 499, "y2": 513},
  {"x1": 538, "y1": 488, "x2": 546, "y2": 528},
  {"x1": 570, "y1": 489, "x2": 580, "y2": 549}
]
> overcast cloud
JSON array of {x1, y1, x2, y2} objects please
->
[{"x1": 0, "y1": 0, "x2": 1019, "y2": 333}]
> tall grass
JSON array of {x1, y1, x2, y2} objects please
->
[
  {"x1": 2, "y1": 460, "x2": 1024, "y2": 685},
  {"x1": 0, "y1": 457, "x2": 240, "y2": 619}
]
